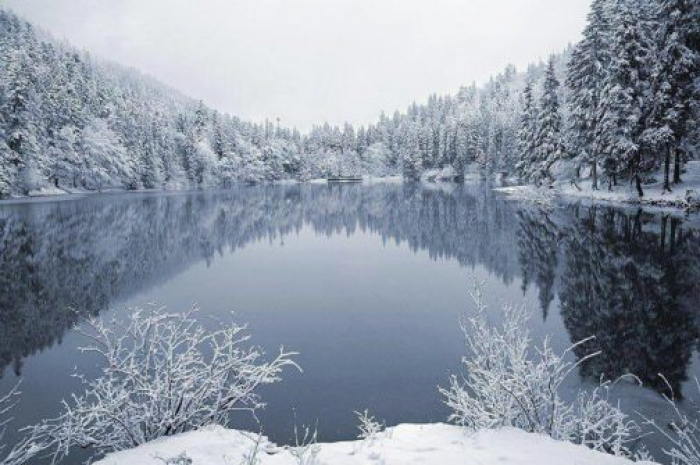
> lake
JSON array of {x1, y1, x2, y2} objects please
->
[{"x1": 1, "y1": 183, "x2": 699, "y2": 464}]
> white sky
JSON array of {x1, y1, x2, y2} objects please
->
[{"x1": 2, "y1": 0, "x2": 591, "y2": 131}]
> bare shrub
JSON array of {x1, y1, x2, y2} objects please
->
[
  {"x1": 439, "y1": 284, "x2": 638, "y2": 457},
  {"x1": 289, "y1": 424, "x2": 320, "y2": 465},
  {"x1": 0, "y1": 383, "x2": 44, "y2": 465},
  {"x1": 354, "y1": 409, "x2": 384, "y2": 444},
  {"x1": 643, "y1": 377, "x2": 700, "y2": 465},
  {"x1": 32, "y1": 305, "x2": 298, "y2": 462}
]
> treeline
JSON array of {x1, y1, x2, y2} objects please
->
[
  {"x1": 0, "y1": 1, "x2": 698, "y2": 198},
  {"x1": 0, "y1": 8, "x2": 315, "y2": 197},
  {"x1": 554, "y1": 0, "x2": 699, "y2": 194},
  {"x1": 378, "y1": 0, "x2": 699, "y2": 193}
]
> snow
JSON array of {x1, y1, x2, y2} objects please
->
[
  {"x1": 362, "y1": 175, "x2": 403, "y2": 184},
  {"x1": 421, "y1": 166, "x2": 459, "y2": 183},
  {"x1": 497, "y1": 161, "x2": 700, "y2": 211},
  {"x1": 93, "y1": 424, "x2": 658, "y2": 465}
]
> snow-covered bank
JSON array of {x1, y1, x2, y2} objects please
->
[
  {"x1": 94, "y1": 424, "x2": 657, "y2": 465},
  {"x1": 497, "y1": 161, "x2": 700, "y2": 212},
  {"x1": 1, "y1": 176, "x2": 405, "y2": 202}
]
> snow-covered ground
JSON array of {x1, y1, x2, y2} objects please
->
[
  {"x1": 497, "y1": 161, "x2": 700, "y2": 211},
  {"x1": 94, "y1": 424, "x2": 657, "y2": 465},
  {"x1": 421, "y1": 166, "x2": 460, "y2": 183}
]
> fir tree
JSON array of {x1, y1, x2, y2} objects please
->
[
  {"x1": 644, "y1": 0, "x2": 700, "y2": 191},
  {"x1": 516, "y1": 80, "x2": 537, "y2": 181},
  {"x1": 401, "y1": 122, "x2": 422, "y2": 181},
  {"x1": 597, "y1": 0, "x2": 653, "y2": 195},
  {"x1": 531, "y1": 57, "x2": 563, "y2": 186},
  {"x1": 2, "y1": 47, "x2": 41, "y2": 195},
  {"x1": 566, "y1": 0, "x2": 613, "y2": 189}
]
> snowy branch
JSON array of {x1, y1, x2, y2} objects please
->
[
  {"x1": 439, "y1": 283, "x2": 639, "y2": 457},
  {"x1": 30, "y1": 305, "x2": 299, "y2": 462}
]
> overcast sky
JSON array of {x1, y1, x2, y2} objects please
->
[{"x1": 2, "y1": 0, "x2": 592, "y2": 131}]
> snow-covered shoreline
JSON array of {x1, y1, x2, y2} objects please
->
[
  {"x1": 94, "y1": 424, "x2": 657, "y2": 465},
  {"x1": 0, "y1": 176, "x2": 406, "y2": 203},
  {"x1": 3, "y1": 166, "x2": 700, "y2": 217},
  {"x1": 496, "y1": 161, "x2": 700, "y2": 213}
]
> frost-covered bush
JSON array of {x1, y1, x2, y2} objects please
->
[
  {"x1": 32, "y1": 306, "x2": 298, "y2": 462},
  {"x1": 289, "y1": 425, "x2": 320, "y2": 465},
  {"x1": 355, "y1": 409, "x2": 384, "y2": 444},
  {"x1": 0, "y1": 384, "x2": 44, "y2": 465},
  {"x1": 439, "y1": 285, "x2": 638, "y2": 457},
  {"x1": 644, "y1": 378, "x2": 700, "y2": 465}
]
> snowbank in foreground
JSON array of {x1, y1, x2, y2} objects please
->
[{"x1": 94, "y1": 424, "x2": 657, "y2": 465}]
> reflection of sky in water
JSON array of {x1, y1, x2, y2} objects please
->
[{"x1": 0, "y1": 185, "x2": 698, "y2": 464}]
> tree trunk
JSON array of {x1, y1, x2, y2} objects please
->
[
  {"x1": 673, "y1": 149, "x2": 682, "y2": 184},
  {"x1": 635, "y1": 174, "x2": 644, "y2": 197},
  {"x1": 664, "y1": 151, "x2": 671, "y2": 190},
  {"x1": 591, "y1": 161, "x2": 598, "y2": 190}
]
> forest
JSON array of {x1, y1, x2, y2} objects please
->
[{"x1": 0, "y1": 0, "x2": 697, "y2": 198}]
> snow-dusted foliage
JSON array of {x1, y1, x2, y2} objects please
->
[
  {"x1": 0, "y1": 384, "x2": 43, "y2": 465},
  {"x1": 525, "y1": 57, "x2": 564, "y2": 185},
  {"x1": 440, "y1": 284, "x2": 638, "y2": 457},
  {"x1": 0, "y1": 0, "x2": 698, "y2": 195},
  {"x1": 289, "y1": 425, "x2": 320, "y2": 465},
  {"x1": 30, "y1": 306, "x2": 298, "y2": 462},
  {"x1": 566, "y1": 0, "x2": 612, "y2": 190},
  {"x1": 354, "y1": 409, "x2": 385, "y2": 444},
  {"x1": 644, "y1": 378, "x2": 700, "y2": 465}
]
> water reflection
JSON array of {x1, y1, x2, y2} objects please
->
[
  {"x1": 0, "y1": 184, "x2": 699, "y2": 400},
  {"x1": 558, "y1": 206, "x2": 700, "y2": 396}
]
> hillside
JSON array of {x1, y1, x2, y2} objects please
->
[
  {"x1": 0, "y1": 7, "x2": 566, "y2": 198},
  {"x1": 1, "y1": 0, "x2": 698, "y2": 200}
]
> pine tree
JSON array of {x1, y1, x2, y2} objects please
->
[
  {"x1": 566, "y1": 0, "x2": 613, "y2": 189},
  {"x1": 531, "y1": 57, "x2": 563, "y2": 186},
  {"x1": 597, "y1": 0, "x2": 653, "y2": 196},
  {"x1": 211, "y1": 111, "x2": 226, "y2": 160},
  {"x1": 644, "y1": 0, "x2": 700, "y2": 191},
  {"x1": 0, "y1": 138, "x2": 13, "y2": 197},
  {"x1": 401, "y1": 122, "x2": 422, "y2": 181},
  {"x1": 2, "y1": 47, "x2": 41, "y2": 195},
  {"x1": 516, "y1": 80, "x2": 537, "y2": 180},
  {"x1": 141, "y1": 119, "x2": 163, "y2": 189}
]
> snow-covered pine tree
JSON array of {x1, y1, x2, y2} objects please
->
[
  {"x1": 531, "y1": 57, "x2": 563, "y2": 186},
  {"x1": 566, "y1": 0, "x2": 613, "y2": 189},
  {"x1": 597, "y1": 0, "x2": 653, "y2": 195},
  {"x1": 401, "y1": 122, "x2": 422, "y2": 181},
  {"x1": 516, "y1": 80, "x2": 537, "y2": 181},
  {"x1": 644, "y1": 0, "x2": 700, "y2": 191},
  {"x1": 211, "y1": 111, "x2": 227, "y2": 161},
  {"x1": 2, "y1": 47, "x2": 42, "y2": 195}
]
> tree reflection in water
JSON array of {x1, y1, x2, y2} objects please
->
[{"x1": 0, "y1": 184, "x2": 699, "y2": 401}]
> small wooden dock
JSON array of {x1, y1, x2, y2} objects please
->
[{"x1": 327, "y1": 176, "x2": 363, "y2": 183}]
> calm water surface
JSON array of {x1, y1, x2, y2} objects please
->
[{"x1": 1, "y1": 183, "x2": 699, "y2": 464}]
